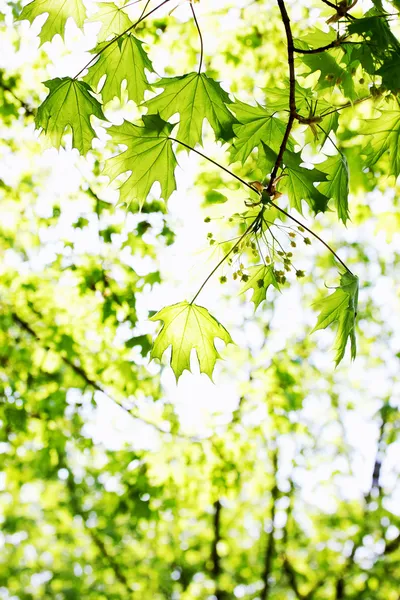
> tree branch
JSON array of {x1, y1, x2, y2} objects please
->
[
  {"x1": 211, "y1": 499, "x2": 223, "y2": 599},
  {"x1": 10, "y1": 310, "x2": 202, "y2": 441},
  {"x1": 64, "y1": 468, "x2": 134, "y2": 595},
  {"x1": 267, "y1": 0, "x2": 296, "y2": 192}
]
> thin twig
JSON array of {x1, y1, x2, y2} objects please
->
[
  {"x1": 268, "y1": 200, "x2": 353, "y2": 274},
  {"x1": 11, "y1": 310, "x2": 203, "y2": 441},
  {"x1": 190, "y1": 217, "x2": 259, "y2": 304},
  {"x1": 190, "y1": 2, "x2": 204, "y2": 74},
  {"x1": 170, "y1": 137, "x2": 256, "y2": 192}
]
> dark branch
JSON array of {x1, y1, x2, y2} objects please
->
[
  {"x1": 267, "y1": 0, "x2": 296, "y2": 192},
  {"x1": 0, "y1": 80, "x2": 35, "y2": 116},
  {"x1": 211, "y1": 499, "x2": 223, "y2": 599}
]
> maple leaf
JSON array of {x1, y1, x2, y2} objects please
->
[
  {"x1": 143, "y1": 73, "x2": 236, "y2": 147},
  {"x1": 299, "y1": 50, "x2": 356, "y2": 100},
  {"x1": 35, "y1": 78, "x2": 105, "y2": 154},
  {"x1": 104, "y1": 114, "x2": 177, "y2": 208},
  {"x1": 85, "y1": 35, "x2": 154, "y2": 105},
  {"x1": 312, "y1": 272, "x2": 359, "y2": 366},
  {"x1": 318, "y1": 153, "x2": 350, "y2": 224},
  {"x1": 261, "y1": 144, "x2": 329, "y2": 215},
  {"x1": 88, "y1": 2, "x2": 132, "y2": 43},
  {"x1": 361, "y1": 109, "x2": 400, "y2": 177},
  {"x1": 241, "y1": 265, "x2": 281, "y2": 310},
  {"x1": 229, "y1": 101, "x2": 290, "y2": 164},
  {"x1": 150, "y1": 301, "x2": 233, "y2": 381},
  {"x1": 18, "y1": 0, "x2": 86, "y2": 45}
]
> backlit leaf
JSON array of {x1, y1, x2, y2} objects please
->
[
  {"x1": 312, "y1": 272, "x2": 359, "y2": 366},
  {"x1": 241, "y1": 264, "x2": 281, "y2": 310},
  {"x1": 104, "y1": 114, "x2": 177, "y2": 208},
  {"x1": 318, "y1": 153, "x2": 350, "y2": 224},
  {"x1": 150, "y1": 301, "x2": 233, "y2": 380},
  {"x1": 85, "y1": 35, "x2": 153, "y2": 105},
  {"x1": 18, "y1": 0, "x2": 86, "y2": 45},
  {"x1": 143, "y1": 73, "x2": 236, "y2": 146},
  {"x1": 35, "y1": 78, "x2": 105, "y2": 154},
  {"x1": 229, "y1": 101, "x2": 289, "y2": 164},
  {"x1": 89, "y1": 2, "x2": 132, "y2": 42}
]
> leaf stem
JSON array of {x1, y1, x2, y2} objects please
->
[
  {"x1": 169, "y1": 137, "x2": 256, "y2": 192},
  {"x1": 190, "y1": 2, "x2": 204, "y2": 75},
  {"x1": 268, "y1": 200, "x2": 353, "y2": 274},
  {"x1": 74, "y1": 0, "x2": 172, "y2": 79}
]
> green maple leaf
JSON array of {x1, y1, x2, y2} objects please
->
[
  {"x1": 312, "y1": 272, "x2": 359, "y2": 366},
  {"x1": 143, "y1": 73, "x2": 236, "y2": 147},
  {"x1": 299, "y1": 50, "x2": 356, "y2": 100},
  {"x1": 318, "y1": 153, "x2": 350, "y2": 224},
  {"x1": 18, "y1": 0, "x2": 86, "y2": 45},
  {"x1": 104, "y1": 114, "x2": 177, "y2": 208},
  {"x1": 241, "y1": 264, "x2": 281, "y2": 310},
  {"x1": 35, "y1": 78, "x2": 105, "y2": 154},
  {"x1": 261, "y1": 143, "x2": 329, "y2": 215},
  {"x1": 229, "y1": 101, "x2": 289, "y2": 164},
  {"x1": 88, "y1": 2, "x2": 132, "y2": 43},
  {"x1": 85, "y1": 35, "x2": 153, "y2": 105},
  {"x1": 362, "y1": 109, "x2": 400, "y2": 176},
  {"x1": 150, "y1": 301, "x2": 233, "y2": 381}
]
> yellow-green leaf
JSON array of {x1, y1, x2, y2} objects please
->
[
  {"x1": 312, "y1": 272, "x2": 359, "y2": 366},
  {"x1": 85, "y1": 35, "x2": 153, "y2": 105},
  {"x1": 104, "y1": 114, "x2": 177, "y2": 208},
  {"x1": 150, "y1": 301, "x2": 233, "y2": 381},
  {"x1": 143, "y1": 73, "x2": 236, "y2": 147},
  {"x1": 241, "y1": 264, "x2": 281, "y2": 310},
  {"x1": 88, "y1": 2, "x2": 132, "y2": 43},
  {"x1": 18, "y1": 0, "x2": 86, "y2": 45}
]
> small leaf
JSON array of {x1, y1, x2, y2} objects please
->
[
  {"x1": 312, "y1": 272, "x2": 359, "y2": 366},
  {"x1": 318, "y1": 153, "x2": 350, "y2": 224},
  {"x1": 104, "y1": 115, "x2": 177, "y2": 208},
  {"x1": 35, "y1": 78, "x2": 105, "y2": 154},
  {"x1": 18, "y1": 0, "x2": 86, "y2": 45},
  {"x1": 150, "y1": 301, "x2": 233, "y2": 381},
  {"x1": 85, "y1": 35, "x2": 153, "y2": 105},
  {"x1": 143, "y1": 73, "x2": 236, "y2": 146},
  {"x1": 241, "y1": 264, "x2": 280, "y2": 310}
]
